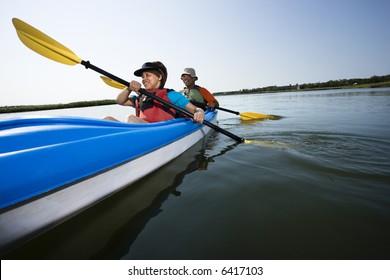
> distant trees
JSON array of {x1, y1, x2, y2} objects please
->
[
  {"x1": 0, "y1": 99, "x2": 116, "y2": 113},
  {"x1": 215, "y1": 74, "x2": 390, "y2": 95},
  {"x1": 300, "y1": 75, "x2": 390, "y2": 89}
]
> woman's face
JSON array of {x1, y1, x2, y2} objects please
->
[{"x1": 141, "y1": 71, "x2": 161, "y2": 90}]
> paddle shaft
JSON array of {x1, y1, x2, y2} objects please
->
[
  {"x1": 82, "y1": 61, "x2": 245, "y2": 143},
  {"x1": 216, "y1": 106, "x2": 240, "y2": 115}
]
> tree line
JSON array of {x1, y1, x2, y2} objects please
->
[
  {"x1": 0, "y1": 99, "x2": 115, "y2": 113},
  {"x1": 215, "y1": 74, "x2": 390, "y2": 95}
]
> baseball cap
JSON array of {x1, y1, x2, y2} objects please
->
[{"x1": 134, "y1": 62, "x2": 165, "y2": 77}]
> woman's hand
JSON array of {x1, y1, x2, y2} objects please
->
[
  {"x1": 193, "y1": 107, "x2": 205, "y2": 124},
  {"x1": 129, "y1": 80, "x2": 142, "y2": 92}
]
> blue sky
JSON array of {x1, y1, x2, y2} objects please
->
[{"x1": 1, "y1": 0, "x2": 389, "y2": 106}]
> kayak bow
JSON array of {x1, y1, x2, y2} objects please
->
[{"x1": 0, "y1": 110, "x2": 217, "y2": 254}]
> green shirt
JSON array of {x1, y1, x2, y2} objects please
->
[{"x1": 187, "y1": 88, "x2": 205, "y2": 103}]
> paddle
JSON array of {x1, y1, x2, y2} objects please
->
[
  {"x1": 100, "y1": 76, "x2": 276, "y2": 121},
  {"x1": 12, "y1": 18, "x2": 245, "y2": 143},
  {"x1": 215, "y1": 107, "x2": 279, "y2": 121},
  {"x1": 100, "y1": 76, "x2": 127, "y2": 89}
]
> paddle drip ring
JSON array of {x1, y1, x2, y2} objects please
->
[{"x1": 83, "y1": 60, "x2": 91, "y2": 69}]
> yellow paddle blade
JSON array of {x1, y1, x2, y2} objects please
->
[
  {"x1": 240, "y1": 112, "x2": 274, "y2": 120},
  {"x1": 100, "y1": 76, "x2": 126, "y2": 89},
  {"x1": 12, "y1": 18, "x2": 81, "y2": 65}
]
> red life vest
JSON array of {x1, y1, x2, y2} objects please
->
[{"x1": 136, "y1": 88, "x2": 177, "y2": 123}]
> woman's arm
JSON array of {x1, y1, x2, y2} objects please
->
[
  {"x1": 116, "y1": 88, "x2": 133, "y2": 106},
  {"x1": 167, "y1": 90, "x2": 204, "y2": 123},
  {"x1": 116, "y1": 80, "x2": 141, "y2": 106},
  {"x1": 185, "y1": 102, "x2": 205, "y2": 123}
]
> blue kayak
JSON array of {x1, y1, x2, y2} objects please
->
[{"x1": 0, "y1": 110, "x2": 217, "y2": 254}]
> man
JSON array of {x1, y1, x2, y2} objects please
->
[{"x1": 180, "y1": 68, "x2": 219, "y2": 109}]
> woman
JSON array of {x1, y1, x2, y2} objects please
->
[{"x1": 104, "y1": 61, "x2": 204, "y2": 124}]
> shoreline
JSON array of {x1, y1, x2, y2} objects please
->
[
  {"x1": 214, "y1": 78, "x2": 390, "y2": 96},
  {"x1": 0, "y1": 99, "x2": 116, "y2": 114},
  {"x1": 1, "y1": 82, "x2": 390, "y2": 114}
]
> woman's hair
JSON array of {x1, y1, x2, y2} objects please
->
[{"x1": 153, "y1": 61, "x2": 167, "y2": 89}]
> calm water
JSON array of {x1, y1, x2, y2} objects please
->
[{"x1": 2, "y1": 88, "x2": 390, "y2": 260}]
